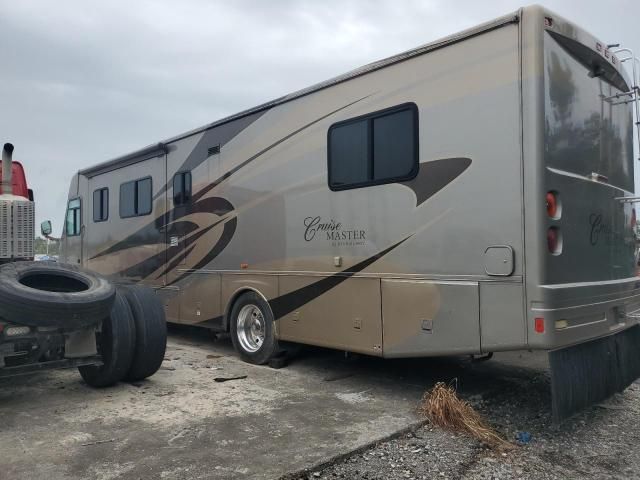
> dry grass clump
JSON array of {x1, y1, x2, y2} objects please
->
[{"x1": 418, "y1": 382, "x2": 512, "y2": 450}]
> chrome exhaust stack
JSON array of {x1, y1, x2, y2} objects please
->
[{"x1": 1, "y1": 143, "x2": 14, "y2": 195}]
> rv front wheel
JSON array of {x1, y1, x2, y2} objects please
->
[{"x1": 230, "y1": 292, "x2": 279, "y2": 365}]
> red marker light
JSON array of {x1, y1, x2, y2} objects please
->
[
  {"x1": 547, "y1": 227, "x2": 561, "y2": 254},
  {"x1": 546, "y1": 192, "x2": 558, "y2": 218},
  {"x1": 535, "y1": 318, "x2": 545, "y2": 334}
]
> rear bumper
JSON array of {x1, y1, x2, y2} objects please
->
[{"x1": 528, "y1": 276, "x2": 640, "y2": 350}]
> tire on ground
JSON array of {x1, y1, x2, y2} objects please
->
[
  {"x1": 0, "y1": 261, "x2": 115, "y2": 328},
  {"x1": 121, "y1": 285, "x2": 167, "y2": 381},
  {"x1": 78, "y1": 290, "x2": 136, "y2": 387},
  {"x1": 230, "y1": 291, "x2": 279, "y2": 365}
]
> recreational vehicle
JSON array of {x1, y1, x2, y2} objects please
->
[{"x1": 52, "y1": 5, "x2": 640, "y2": 419}]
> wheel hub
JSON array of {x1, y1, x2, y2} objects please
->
[{"x1": 237, "y1": 304, "x2": 266, "y2": 353}]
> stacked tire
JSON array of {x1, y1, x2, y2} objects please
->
[
  {"x1": 0, "y1": 261, "x2": 115, "y2": 329},
  {"x1": 0, "y1": 262, "x2": 167, "y2": 387},
  {"x1": 79, "y1": 284, "x2": 167, "y2": 387}
]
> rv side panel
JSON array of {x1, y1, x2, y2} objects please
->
[
  {"x1": 65, "y1": 12, "x2": 527, "y2": 358},
  {"x1": 84, "y1": 154, "x2": 167, "y2": 288}
]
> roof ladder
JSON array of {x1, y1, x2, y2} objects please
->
[
  {"x1": 612, "y1": 47, "x2": 640, "y2": 163},
  {"x1": 609, "y1": 46, "x2": 640, "y2": 204}
]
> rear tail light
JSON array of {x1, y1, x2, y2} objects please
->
[
  {"x1": 535, "y1": 317, "x2": 545, "y2": 333},
  {"x1": 546, "y1": 191, "x2": 560, "y2": 219},
  {"x1": 547, "y1": 227, "x2": 562, "y2": 255}
]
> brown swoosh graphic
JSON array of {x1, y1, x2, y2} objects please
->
[
  {"x1": 401, "y1": 157, "x2": 471, "y2": 206},
  {"x1": 191, "y1": 94, "x2": 373, "y2": 203},
  {"x1": 269, "y1": 235, "x2": 412, "y2": 320},
  {"x1": 202, "y1": 234, "x2": 413, "y2": 326},
  {"x1": 91, "y1": 94, "x2": 373, "y2": 263}
]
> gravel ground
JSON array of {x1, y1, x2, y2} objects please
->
[{"x1": 289, "y1": 364, "x2": 640, "y2": 480}]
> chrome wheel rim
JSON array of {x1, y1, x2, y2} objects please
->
[{"x1": 237, "y1": 304, "x2": 266, "y2": 353}]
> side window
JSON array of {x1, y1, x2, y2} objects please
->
[
  {"x1": 173, "y1": 171, "x2": 192, "y2": 206},
  {"x1": 65, "y1": 198, "x2": 81, "y2": 236},
  {"x1": 137, "y1": 177, "x2": 152, "y2": 215},
  {"x1": 119, "y1": 180, "x2": 136, "y2": 218},
  {"x1": 328, "y1": 103, "x2": 418, "y2": 190},
  {"x1": 92, "y1": 188, "x2": 109, "y2": 222},
  {"x1": 120, "y1": 177, "x2": 153, "y2": 218}
]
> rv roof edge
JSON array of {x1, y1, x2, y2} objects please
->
[
  {"x1": 79, "y1": 142, "x2": 168, "y2": 178},
  {"x1": 78, "y1": 11, "x2": 520, "y2": 176}
]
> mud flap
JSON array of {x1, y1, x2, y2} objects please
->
[{"x1": 549, "y1": 325, "x2": 640, "y2": 422}]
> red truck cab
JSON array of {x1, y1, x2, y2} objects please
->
[{"x1": 0, "y1": 161, "x2": 31, "y2": 200}]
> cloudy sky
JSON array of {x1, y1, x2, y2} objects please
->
[{"x1": 1, "y1": 0, "x2": 639, "y2": 232}]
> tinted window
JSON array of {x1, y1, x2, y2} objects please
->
[
  {"x1": 65, "y1": 198, "x2": 81, "y2": 236},
  {"x1": 373, "y1": 109, "x2": 415, "y2": 180},
  {"x1": 328, "y1": 120, "x2": 369, "y2": 187},
  {"x1": 173, "y1": 171, "x2": 192, "y2": 206},
  {"x1": 93, "y1": 188, "x2": 109, "y2": 222},
  {"x1": 137, "y1": 178, "x2": 152, "y2": 215},
  {"x1": 328, "y1": 104, "x2": 418, "y2": 190},
  {"x1": 120, "y1": 177, "x2": 152, "y2": 218},
  {"x1": 119, "y1": 181, "x2": 136, "y2": 218}
]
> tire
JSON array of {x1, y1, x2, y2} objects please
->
[
  {"x1": 230, "y1": 292, "x2": 279, "y2": 365},
  {"x1": 0, "y1": 261, "x2": 115, "y2": 328},
  {"x1": 78, "y1": 290, "x2": 135, "y2": 387},
  {"x1": 121, "y1": 285, "x2": 167, "y2": 381}
]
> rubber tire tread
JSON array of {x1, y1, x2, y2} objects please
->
[
  {"x1": 230, "y1": 292, "x2": 279, "y2": 365},
  {"x1": 121, "y1": 285, "x2": 167, "y2": 381},
  {"x1": 78, "y1": 290, "x2": 135, "y2": 387},
  {"x1": 0, "y1": 261, "x2": 115, "y2": 328}
]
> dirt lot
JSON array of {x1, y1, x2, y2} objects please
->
[
  {"x1": 1, "y1": 327, "x2": 639, "y2": 480},
  {"x1": 293, "y1": 361, "x2": 640, "y2": 480}
]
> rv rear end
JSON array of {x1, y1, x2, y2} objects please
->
[{"x1": 521, "y1": 7, "x2": 640, "y2": 420}]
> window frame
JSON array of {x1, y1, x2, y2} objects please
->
[
  {"x1": 119, "y1": 176, "x2": 153, "y2": 219},
  {"x1": 65, "y1": 197, "x2": 82, "y2": 237},
  {"x1": 172, "y1": 171, "x2": 192, "y2": 206},
  {"x1": 92, "y1": 187, "x2": 109, "y2": 223},
  {"x1": 327, "y1": 102, "x2": 419, "y2": 191}
]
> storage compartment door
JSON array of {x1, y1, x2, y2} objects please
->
[
  {"x1": 277, "y1": 276, "x2": 383, "y2": 356},
  {"x1": 382, "y1": 280, "x2": 480, "y2": 357}
]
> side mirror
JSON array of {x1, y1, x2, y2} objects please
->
[{"x1": 41, "y1": 220, "x2": 52, "y2": 237}]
